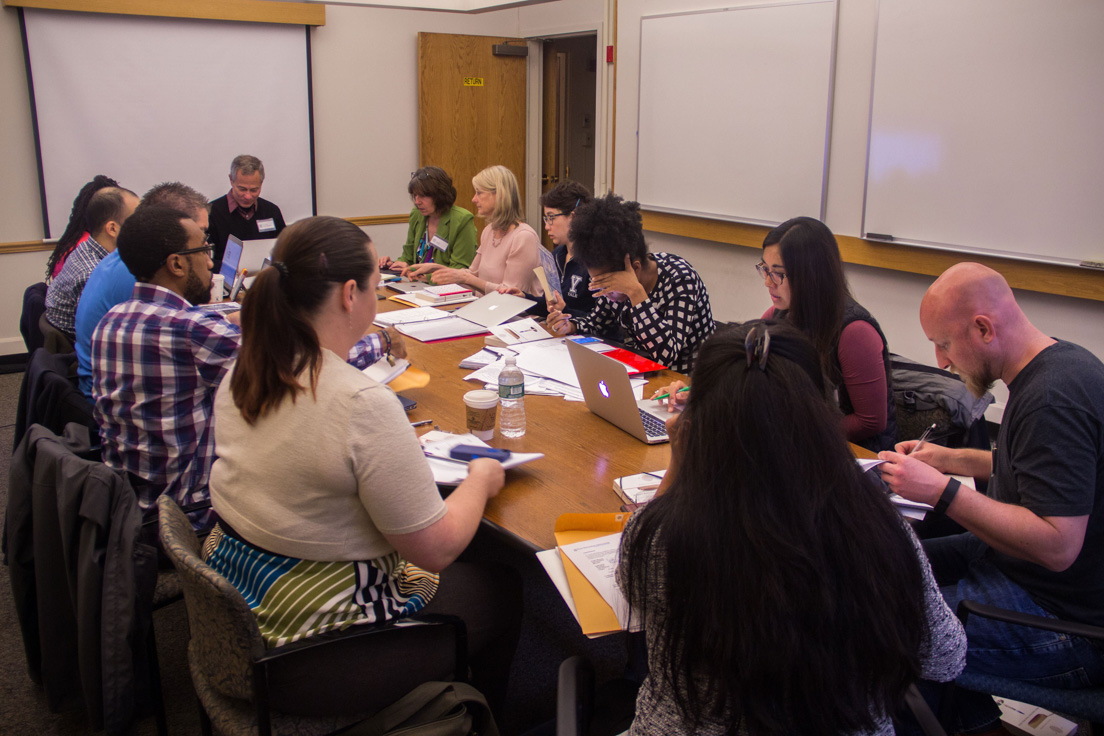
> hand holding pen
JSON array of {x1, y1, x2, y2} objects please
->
[{"x1": 650, "y1": 380, "x2": 690, "y2": 412}]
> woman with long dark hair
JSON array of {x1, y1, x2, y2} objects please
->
[
  {"x1": 759, "y1": 217, "x2": 897, "y2": 451},
  {"x1": 620, "y1": 322, "x2": 965, "y2": 736},
  {"x1": 379, "y1": 166, "x2": 477, "y2": 276},
  {"x1": 45, "y1": 174, "x2": 119, "y2": 281},
  {"x1": 205, "y1": 216, "x2": 520, "y2": 712}
]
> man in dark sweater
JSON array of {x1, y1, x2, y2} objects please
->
[{"x1": 207, "y1": 154, "x2": 286, "y2": 272}]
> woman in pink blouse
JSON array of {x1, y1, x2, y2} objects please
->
[{"x1": 406, "y1": 165, "x2": 543, "y2": 295}]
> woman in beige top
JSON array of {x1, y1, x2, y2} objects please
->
[{"x1": 406, "y1": 165, "x2": 543, "y2": 295}]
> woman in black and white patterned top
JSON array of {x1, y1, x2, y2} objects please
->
[{"x1": 547, "y1": 193, "x2": 715, "y2": 373}]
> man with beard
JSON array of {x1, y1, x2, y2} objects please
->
[
  {"x1": 879, "y1": 262, "x2": 1104, "y2": 732},
  {"x1": 91, "y1": 205, "x2": 238, "y2": 531}
]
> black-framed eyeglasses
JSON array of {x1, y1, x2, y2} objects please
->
[
  {"x1": 174, "y1": 245, "x2": 214, "y2": 258},
  {"x1": 755, "y1": 261, "x2": 786, "y2": 286},
  {"x1": 542, "y1": 211, "x2": 568, "y2": 224}
]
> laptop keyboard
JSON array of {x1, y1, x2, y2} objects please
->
[{"x1": 639, "y1": 409, "x2": 668, "y2": 438}]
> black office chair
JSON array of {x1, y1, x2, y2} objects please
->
[
  {"x1": 13, "y1": 349, "x2": 97, "y2": 454},
  {"x1": 945, "y1": 599, "x2": 1104, "y2": 731},
  {"x1": 20, "y1": 282, "x2": 47, "y2": 353}
]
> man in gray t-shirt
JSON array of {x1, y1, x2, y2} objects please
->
[{"x1": 879, "y1": 262, "x2": 1104, "y2": 731}]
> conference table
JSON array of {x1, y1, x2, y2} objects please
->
[
  {"x1": 375, "y1": 293, "x2": 676, "y2": 552},
  {"x1": 374, "y1": 293, "x2": 879, "y2": 552}
]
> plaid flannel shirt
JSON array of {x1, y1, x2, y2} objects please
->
[
  {"x1": 45, "y1": 235, "x2": 109, "y2": 337},
  {"x1": 92, "y1": 283, "x2": 384, "y2": 525}
]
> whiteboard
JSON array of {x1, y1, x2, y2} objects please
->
[
  {"x1": 636, "y1": 1, "x2": 837, "y2": 225},
  {"x1": 863, "y1": 0, "x2": 1104, "y2": 267},
  {"x1": 23, "y1": 9, "x2": 315, "y2": 238}
]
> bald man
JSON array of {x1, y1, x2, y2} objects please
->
[{"x1": 879, "y1": 263, "x2": 1104, "y2": 730}]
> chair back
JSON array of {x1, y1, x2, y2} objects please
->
[
  {"x1": 14, "y1": 349, "x2": 97, "y2": 454},
  {"x1": 21, "y1": 282, "x2": 47, "y2": 353},
  {"x1": 157, "y1": 495, "x2": 264, "y2": 702}
]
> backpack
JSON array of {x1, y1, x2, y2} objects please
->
[{"x1": 890, "y1": 353, "x2": 993, "y2": 450}]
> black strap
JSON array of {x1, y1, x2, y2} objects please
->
[{"x1": 933, "y1": 478, "x2": 961, "y2": 516}]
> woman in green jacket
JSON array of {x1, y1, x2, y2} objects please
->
[{"x1": 378, "y1": 166, "x2": 477, "y2": 276}]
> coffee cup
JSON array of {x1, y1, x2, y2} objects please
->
[{"x1": 463, "y1": 390, "x2": 498, "y2": 440}]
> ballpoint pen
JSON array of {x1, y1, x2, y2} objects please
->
[{"x1": 911, "y1": 422, "x2": 938, "y2": 454}]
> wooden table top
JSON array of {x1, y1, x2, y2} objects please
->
[
  {"x1": 377, "y1": 294, "x2": 677, "y2": 551},
  {"x1": 376, "y1": 293, "x2": 877, "y2": 550}
]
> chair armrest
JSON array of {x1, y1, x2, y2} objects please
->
[
  {"x1": 557, "y1": 656, "x2": 595, "y2": 736},
  {"x1": 905, "y1": 683, "x2": 947, "y2": 736},
  {"x1": 957, "y1": 599, "x2": 1104, "y2": 642}
]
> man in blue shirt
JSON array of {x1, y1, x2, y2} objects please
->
[{"x1": 75, "y1": 182, "x2": 209, "y2": 397}]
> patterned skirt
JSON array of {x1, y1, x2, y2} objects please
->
[{"x1": 202, "y1": 524, "x2": 440, "y2": 648}]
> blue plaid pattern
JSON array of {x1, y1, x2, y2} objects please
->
[
  {"x1": 92, "y1": 283, "x2": 385, "y2": 525},
  {"x1": 45, "y1": 235, "x2": 109, "y2": 336}
]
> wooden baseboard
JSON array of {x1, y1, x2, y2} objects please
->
[{"x1": 640, "y1": 211, "x2": 1104, "y2": 303}]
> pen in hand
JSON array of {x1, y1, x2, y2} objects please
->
[
  {"x1": 653, "y1": 386, "x2": 691, "y2": 402},
  {"x1": 910, "y1": 422, "x2": 938, "y2": 454}
]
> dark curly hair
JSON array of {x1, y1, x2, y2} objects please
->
[
  {"x1": 117, "y1": 205, "x2": 192, "y2": 281},
  {"x1": 568, "y1": 193, "x2": 648, "y2": 272}
]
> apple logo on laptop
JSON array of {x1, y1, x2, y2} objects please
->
[
  {"x1": 599, "y1": 380, "x2": 609, "y2": 398},
  {"x1": 488, "y1": 305, "x2": 499, "y2": 310}
]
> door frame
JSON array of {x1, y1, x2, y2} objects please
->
[{"x1": 524, "y1": 21, "x2": 612, "y2": 231}]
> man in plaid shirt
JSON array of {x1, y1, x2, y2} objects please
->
[
  {"x1": 547, "y1": 194, "x2": 715, "y2": 373},
  {"x1": 92, "y1": 205, "x2": 396, "y2": 529},
  {"x1": 44, "y1": 186, "x2": 139, "y2": 339}
]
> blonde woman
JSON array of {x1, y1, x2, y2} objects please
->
[{"x1": 406, "y1": 165, "x2": 543, "y2": 295}]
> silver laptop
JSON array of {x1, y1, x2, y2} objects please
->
[
  {"x1": 566, "y1": 338, "x2": 670, "y2": 444},
  {"x1": 386, "y1": 280, "x2": 430, "y2": 294},
  {"x1": 450, "y1": 291, "x2": 536, "y2": 328}
]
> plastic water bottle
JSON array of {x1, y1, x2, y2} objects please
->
[{"x1": 498, "y1": 355, "x2": 526, "y2": 438}]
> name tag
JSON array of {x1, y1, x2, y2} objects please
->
[
  {"x1": 429, "y1": 235, "x2": 449, "y2": 252},
  {"x1": 257, "y1": 218, "x2": 276, "y2": 233}
]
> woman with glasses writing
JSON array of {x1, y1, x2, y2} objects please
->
[
  {"x1": 404, "y1": 165, "x2": 543, "y2": 295},
  {"x1": 657, "y1": 217, "x2": 897, "y2": 452},
  {"x1": 620, "y1": 322, "x2": 964, "y2": 736},
  {"x1": 378, "y1": 166, "x2": 477, "y2": 279}
]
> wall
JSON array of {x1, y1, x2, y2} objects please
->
[
  {"x1": 0, "y1": 0, "x2": 606, "y2": 354},
  {"x1": 614, "y1": 0, "x2": 1104, "y2": 412}
]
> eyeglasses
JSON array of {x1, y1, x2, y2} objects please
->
[
  {"x1": 755, "y1": 261, "x2": 786, "y2": 286},
  {"x1": 174, "y1": 245, "x2": 214, "y2": 258},
  {"x1": 542, "y1": 211, "x2": 568, "y2": 224}
]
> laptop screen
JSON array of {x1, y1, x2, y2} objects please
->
[{"x1": 219, "y1": 236, "x2": 243, "y2": 284}]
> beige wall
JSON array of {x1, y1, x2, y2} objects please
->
[{"x1": 615, "y1": 0, "x2": 1104, "y2": 412}]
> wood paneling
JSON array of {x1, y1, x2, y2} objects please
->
[
  {"x1": 0, "y1": 240, "x2": 52, "y2": 255},
  {"x1": 418, "y1": 32, "x2": 528, "y2": 232},
  {"x1": 641, "y1": 211, "x2": 1104, "y2": 303},
  {"x1": 346, "y1": 214, "x2": 411, "y2": 227},
  {"x1": 1, "y1": 0, "x2": 325, "y2": 25}
]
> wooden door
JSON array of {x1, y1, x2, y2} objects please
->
[
  {"x1": 540, "y1": 44, "x2": 566, "y2": 250},
  {"x1": 418, "y1": 32, "x2": 528, "y2": 233}
]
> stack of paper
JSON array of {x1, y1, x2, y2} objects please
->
[
  {"x1": 361, "y1": 356, "x2": 409, "y2": 385},
  {"x1": 856, "y1": 458, "x2": 976, "y2": 520},
  {"x1": 485, "y1": 318, "x2": 552, "y2": 347},
  {"x1": 537, "y1": 513, "x2": 639, "y2": 637},
  {"x1": 613, "y1": 470, "x2": 667, "y2": 505}
]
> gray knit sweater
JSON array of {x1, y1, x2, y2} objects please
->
[{"x1": 617, "y1": 514, "x2": 966, "y2": 735}]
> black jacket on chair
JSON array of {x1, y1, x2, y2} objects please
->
[{"x1": 6, "y1": 423, "x2": 158, "y2": 733}]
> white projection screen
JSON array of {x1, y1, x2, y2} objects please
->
[{"x1": 22, "y1": 8, "x2": 315, "y2": 238}]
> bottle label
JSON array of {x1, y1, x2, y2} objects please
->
[{"x1": 499, "y1": 383, "x2": 524, "y2": 400}]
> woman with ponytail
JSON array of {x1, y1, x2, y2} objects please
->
[
  {"x1": 205, "y1": 216, "x2": 521, "y2": 713},
  {"x1": 619, "y1": 321, "x2": 965, "y2": 736}
]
